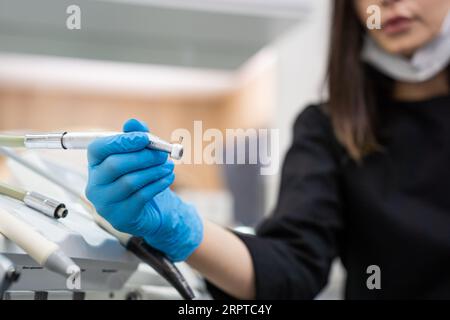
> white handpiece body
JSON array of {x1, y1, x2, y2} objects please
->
[
  {"x1": 0, "y1": 208, "x2": 79, "y2": 277},
  {"x1": 24, "y1": 132, "x2": 184, "y2": 160},
  {"x1": 0, "y1": 208, "x2": 57, "y2": 265}
]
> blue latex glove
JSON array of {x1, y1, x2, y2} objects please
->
[{"x1": 86, "y1": 119, "x2": 203, "y2": 262}]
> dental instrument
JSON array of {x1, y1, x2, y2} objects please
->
[
  {"x1": 0, "y1": 181, "x2": 68, "y2": 219},
  {"x1": 0, "y1": 208, "x2": 80, "y2": 279},
  {"x1": 19, "y1": 132, "x2": 183, "y2": 160}
]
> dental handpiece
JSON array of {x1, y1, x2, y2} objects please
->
[
  {"x1": 0, "y1": 181, "x2": 68, "y2": 219},
  {"x1": 0, "y1": 208, "x2": 80, "y2": 279},
  {"x1": 23, "y1": 132, "x2": 184, "y2": 160}
]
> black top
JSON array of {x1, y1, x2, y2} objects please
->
[{"x1": 207, "y1": 94, "x2": 450, "y2": 300}]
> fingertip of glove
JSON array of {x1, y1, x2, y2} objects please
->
[{"x1": 123, "y1": 118, "x2": 149, "y2": 133}]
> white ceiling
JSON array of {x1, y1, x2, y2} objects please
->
[
  {"x1": 0, "y1": 53, "x2": 238, "y2": 95},
  {"x1": 100, "y1": 0, "x2": 311, "y2": 18},
  {"x1": 0, "y1": 0, "x2": 311, "y2": 70}
]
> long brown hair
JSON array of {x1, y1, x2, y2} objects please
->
[{"x1": 328, "y1": 0, "x2": 449, "y2": 161}]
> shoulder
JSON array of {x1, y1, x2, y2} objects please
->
[
  {"x1": 292, "y1": 103, "x2": 333, "y2": 139},
  {"x1": 291, "y1": 103, "x2": 347, "y2": 161}
]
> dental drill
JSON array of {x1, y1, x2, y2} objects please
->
[{"x1": 21, "y1": 132, "x2": 184, "y2": 160}]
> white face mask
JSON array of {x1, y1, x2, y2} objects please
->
[{"x1": 362, "y1": 11, "x2": 450, "y2": 83}]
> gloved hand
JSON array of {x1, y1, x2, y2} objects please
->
[{"x1": 85, "y1": 119, "x2": 203, "y2": 262}]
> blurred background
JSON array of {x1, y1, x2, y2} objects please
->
[{"x1": 0, "y1": 0, "x2": 344, "y2": 299}]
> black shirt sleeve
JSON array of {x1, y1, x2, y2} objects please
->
[{"x1": 207, "y1": 105, "x2": 345, "y2": 300}]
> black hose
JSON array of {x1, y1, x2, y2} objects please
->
[{"x1": 127, "y1": 237, "x2": 195, "y2": 300}]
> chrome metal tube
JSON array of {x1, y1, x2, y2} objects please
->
[
  {"x1": 24, "y1": 133, "x2": 65, "y2": 149},
  {"x1": 23, "y1": 191, "x2": 68, "y2": 219}
]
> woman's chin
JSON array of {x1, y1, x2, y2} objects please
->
[
  {"x1": 377, "y1": 39, "x2": 423, "y2": 57},
  {"x1": 374, "y1": 28, "x2": 436, "y2": 57}
]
